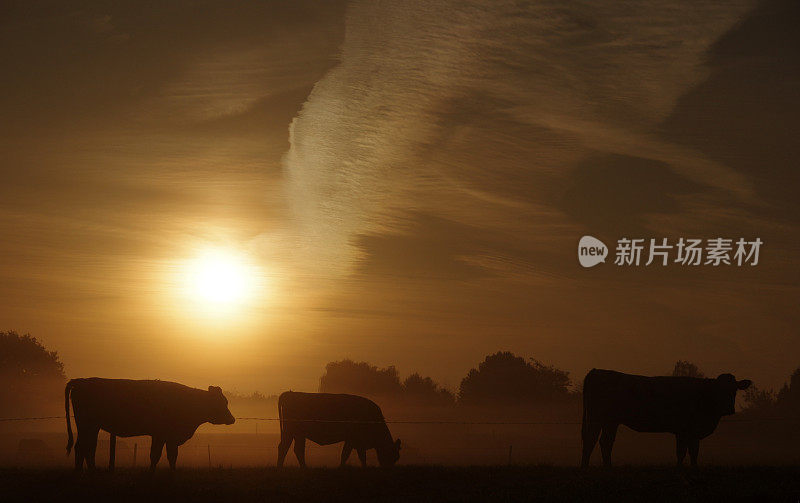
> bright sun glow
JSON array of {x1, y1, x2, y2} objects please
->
[{"x1": 183, "y1": 249, "x2": 259, "y2": 311}]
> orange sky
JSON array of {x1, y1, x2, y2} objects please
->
[{"x1": 1, "y1": 0, "x2": 798, "y2": 395}]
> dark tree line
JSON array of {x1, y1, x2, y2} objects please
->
[
  {"x1": 669, "y1": 360, "x2": 800, "y2": 417},
  {"x1": 741, "y1": 368, "x2": 800, "y2": 417},
  {"x1": 4, "y1": 329, "x2": 800, "y2": 418},
  {"x1": 319, "y1": 355, "x2": 800, "y2": 415},
  {"x1": 319, "y1": 351, "x2": 575, "y2": 409},
  {"x1": 319, "y1": 359, "x2": 456, "y2": 407}
]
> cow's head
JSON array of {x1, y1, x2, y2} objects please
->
[
  {"x1": 715, "y1": 374, "x2": 752, "y2": 416},
  {"x1": 207, "y1": 386, "x2": 236, "y2": 425},
  {"x1": 377, "y1": 438, "x2": 401, "y2": 467}
]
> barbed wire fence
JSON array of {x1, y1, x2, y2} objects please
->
[
  {"x1": 2, "y1": 416, "x2": 799, "y2": 423},
  {"x1": 2, "y1": 414, "x2": 798, "y2": 468}
]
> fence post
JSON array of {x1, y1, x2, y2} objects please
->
[
  {"x1": 133, "y1": 443, "x2": 137, "y2": 467},
  {"x1": 508, "y1": 445, "x2": 513, "y2": 466},
  {"x1": 208, "y1": 444, "x2": 212, "y2": 469}
]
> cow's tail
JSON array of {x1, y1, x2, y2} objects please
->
[
  {"x1": 278, "y1": 392, "x2": 286, "y2": 439},
  {"x1": 581, "y1": 370, "x2": 595, "y2": 436},
  {"x1": 65, "y1": 379, "x2": 76, "y2": 455}
]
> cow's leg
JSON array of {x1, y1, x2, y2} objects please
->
[
  {"x1": 73, "y1": 423, "x2": 85, "y2": 472},
  {"x1": 277, "y1": 432, "x2": 292, "y2": 467},
  {"x1": 340, "y1": 442, "x2": 353, "y2": 467},
  {"x1": 74, "y1": 442, "x2": 85, "y2": 471},
  {"x1": 166, "y1": 442, "x2": 179, "y2": 470},
  {"x1": 599, "y1": 423, "x2": 618, "y2": 468},
  {"x1": 108, "y1": 433, "x2": 116, "y2": 472},
  {"x1": 293, "y1": 437, "x2": 306, "y2": 468},
  {"x1": 688, "y1": 437, "x2": 700, "y2": 467},
  {"x1": 675, "y1": 435, "x2": 688, "y2": 466},
  {"x1": 81, "y1": 425, "x2": 100, "y2": 472},
  {"x1": 581, "y1": 421, "x2": 601, "y2": 468},
  {"x1": 149, "y1": 437, "x2": 165, "y2": 473},
  {"x1": 356, "y1": 448, "x2": 367, "y2": 468}
]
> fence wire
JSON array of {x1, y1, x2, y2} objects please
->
[{"x1": 1, "y1": 416, "x2": 798, "y2": 424}]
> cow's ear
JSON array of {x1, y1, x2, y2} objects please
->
[
  {"x1": 395, "y1": 439, "x2": 401, "y2": 450},
  {"x1": 737, "y1": 379, "x2": 752, "y2": 390}
]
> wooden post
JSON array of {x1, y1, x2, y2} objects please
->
[
  {"x1": 208, "y1": 444, "x2": 212, "y2": 469},
  {"x1": 508, "y1": 445, "x2": 513, "y2": 466},
  {"x1": 133, "y1": 443, "x2": 137, "y2": 467}
]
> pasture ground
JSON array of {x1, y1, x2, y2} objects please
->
[{"x1": 1, "y1": 465, "x2": 799, "y2": 502}]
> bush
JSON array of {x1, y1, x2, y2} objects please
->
[{"x1": 458, "y1": 351, "x2": 572, "y2": 407}]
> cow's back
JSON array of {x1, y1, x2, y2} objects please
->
[
  {"x1": 279, "y1": 392, "x2": 387, "y2": 446},
  {"x1": 583, "y1": 369, "x2": 718, "y2": 434},
  {"x1": 70, "y1": 378, "x2": 204, "y2": 437}
]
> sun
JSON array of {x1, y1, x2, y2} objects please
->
[{"x1": 183, "y1": 249, "x2": 258, "y2": 310}]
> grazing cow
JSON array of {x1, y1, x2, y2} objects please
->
[
  {"x1": 277, "y1": 391, "x2": 401, "y2": 468},
  {"x1": 581, "y1": 368, "x2": 751, "y2": 467},
  {"x1": 65, "y1": 378, "x2": 235, "y2": 472}
]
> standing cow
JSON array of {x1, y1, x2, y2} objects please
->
[
  {"x1": 277, "y1": 391, "x2": 401, "y2": 468},
  {"x1": 65, "y1": 378, "x2": 235, "y2": 472},
  {"x1": 581, "y1": 368, "x2": 751, "y2": 467}
]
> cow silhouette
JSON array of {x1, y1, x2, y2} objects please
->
[
  {"x1": 581, "y1": 368, "x2": 751, "y2": 467},
  {"x1": 65, "y1": 378, "x2": 235, "y2": 472},
  {"x1": 277, "y1": 391, "x2": 401, "y2": 468}
]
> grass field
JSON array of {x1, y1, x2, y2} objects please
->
[{"x1": 1, "y1": 466, "x2": 799, "y2": 502}]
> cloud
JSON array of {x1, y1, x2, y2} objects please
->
[{"x1": 282, "y1": 0, "x2": 754, "y2": 281}]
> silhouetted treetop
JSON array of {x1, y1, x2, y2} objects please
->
[
  {"x1": 0, "y1": 330, "x2": 65, "y2": 381},
  {"x1": 743, "y1": 384, "x2": 776, "y2": 413},
  {"x1": 671, "y1": 360, "x2": 704, "y2": 378},
  {"x1": 319, "y1": 359, "x2": 402, "y2": 396},
  {"x1": 776, "y1": 367, "x2": 800, "y2": 412},
  {"x1": 458, "y1": 351, "x2": 572, "y2": 406},
  {"x1": 403, "y1": 372, "x2": 455, "y2": 407},
  {"x1": 740, "y1": 366, "x2": 800, "y2": 417},
  {"x1": 0, "y1": 331, "x2": 66, "y2": 415},
  {"x1": 318, "y1": 360, "x2": 455, "y2": 408}
]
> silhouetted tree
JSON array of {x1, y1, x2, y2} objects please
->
[
  {"x1": 0, "y1": 331, "x2": 66, "y2": 415},
  {"x1": 319, "y1": 359, "x2": 402, "y2": 397},
  {"x1": 775, "y1": 367, "x2": 800, "y2": 414},
  {"x1": 403, "y1": 373, "x2": 455, "y2": 407},
  {"x1": 0, "y1": 331, "x2": 65, "y2": 381},
  {"x1": 742, "y1": 384, "x2": 776, "y2": 413},
  {"x1": 318, "y1": 360, "x2": 455, "y2": 411},
  {"x1": 671, "y1": 360, "x2": 704, "y2": 378},
  {"x1": 458, "y1": 351, "x2": 572, "y2": 407},
  {"x1": 740, "y1": 367, "x2": 800, "y2": 417}
]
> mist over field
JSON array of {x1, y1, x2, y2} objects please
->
[
  {"x1": 4, "y1": 344, "x2": 800, "y2": 470},
  {"x1": 1, "y1": 1, "x2": 799, "y2": 501}
]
